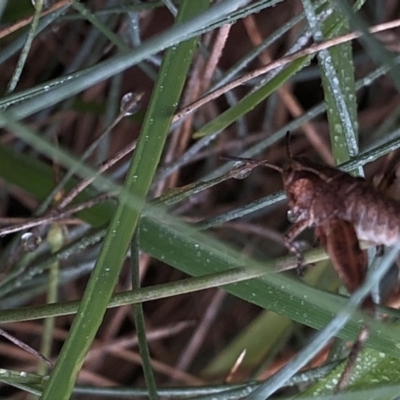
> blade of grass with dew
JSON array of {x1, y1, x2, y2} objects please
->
[
  {"x1": 0, "y1": 369, "x2": 43, "y2": 395},
  {"x1": 41, "y1": 2, "x2": 212, "y2": 398},
  {"x1": 298, "y1": 345, "x2": 400, "y2": 398},
  {"x1": 334, "y1": 0, "x2": 400, "y2": 94},
  {"x1": 303, "y1": 0, "x2": 364, "y2": 166}
]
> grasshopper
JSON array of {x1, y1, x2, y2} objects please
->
[{"x1": 228, "y1": 133, "x2": 400, "y2": 390}]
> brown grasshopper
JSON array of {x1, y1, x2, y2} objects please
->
[{"x1": 228, "y1": 133, "x2": 400, "y2": 390}]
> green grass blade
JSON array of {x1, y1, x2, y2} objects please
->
[
  {"x1": 41, "y1": 2, "x2": 211, "y2": 398},
  {"x1": 335, "y1": 0, "x2": 400, "y2": 94},
  {"x1": 6, "y1": 0, "x2": 43, "y2": 93},
  {"x1": 302, "y1": 0, "x2": 361, "y2": 165},
  {"x1": 193, "y1": 57, "x2": 311, "y2": 139},
  {"x1": 300, "y1": 347, "x2": 400, "y2": 398},
  {"x1": 131, "y1": 232, "x2": 159, "y2": 399}
]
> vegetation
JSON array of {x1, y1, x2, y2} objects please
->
[{"x1": 0, "y1": 0, "x2": 400, "y2": 398}]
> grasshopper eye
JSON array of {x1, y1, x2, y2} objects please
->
[{"x1": 287, "y1": 209, "x2": 298, "y2": 223}]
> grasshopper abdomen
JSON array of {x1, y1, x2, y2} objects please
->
[{"x1": 339, "y1": 182, "x2": 400, "y2": 246}]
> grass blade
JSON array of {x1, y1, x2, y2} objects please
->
[{"x1": 41, "y1": 2, "x2": 211, "y2": 398}]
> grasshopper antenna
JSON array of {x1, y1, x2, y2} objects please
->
[
  {"x1": 222, "y1": 156, "x2": 282, "y2": 173},
  {"x1": 285, "y1": 131, "x2": 292, "y2": 159}
]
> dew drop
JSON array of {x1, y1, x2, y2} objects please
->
[
  {"x1": 120, "y1": 92, "x2": 144, "y2": 116},
  {"x1": 21, "y1": 232, "x2": 41, "y2": 252}
]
